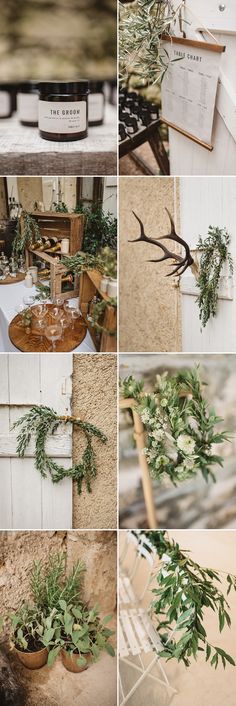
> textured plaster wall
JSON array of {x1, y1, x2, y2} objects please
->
[
  {"x1": 0, "y1": 530, "x2": 117, "y2": 620},
  {"x1": 119, "y1": 176, "x2": 182, "y2": 352},
  {"x1": 72, "y1": 354, "x2": 117, "y2": 529},
  {"x1": 17, "y1": 177, "x2": 43, "y2": 212}
]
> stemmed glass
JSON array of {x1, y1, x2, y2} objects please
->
[
  {"x1": 51, "y1": 306, "x2": 64, "y2": 323},
  {"x1": 64, "y1": 301, "x2": 81, "y2": 331},
  {"x1": 33, "y1": 304, "x2": 48, "y2": 342},
  {"x1": 23, "y1": 294, "x2": 35, "y2": 308},
  {"x1": 45, "y1": 324, "x2": 62, "y2": 352}
]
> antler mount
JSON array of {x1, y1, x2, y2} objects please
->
[{"x1": 129, "y1": 209, "x2": 195, "y2": 278}]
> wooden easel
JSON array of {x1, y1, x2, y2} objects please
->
[
  {"x1": 119, "y1": 119, "x2": 170, "y2": 176},
  {"x1": 120, "y1": 397, "x2": 157, "y2": 528}
]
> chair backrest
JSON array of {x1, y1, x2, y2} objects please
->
[{"x1": 121, "y1": 531, "x2": 158, "y2": 603}]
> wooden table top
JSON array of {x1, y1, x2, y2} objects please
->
[
  {"x1": 9, "y1": 304, "x2": 87, "y2": 352},
  {"x1": 0, "y1": 273, "x2": 25, "y2": 285}
]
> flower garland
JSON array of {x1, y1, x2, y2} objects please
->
[
  {"x1": 12, "y1": 405, "x2": 107, "y2": 495},
  {"x1": 196, "y1": 227, "x2": 233, "y2": 327},
  {"x1": 133, "y1": 530, "x2": 236, "y2": 669},
  {"x1": 120, "y1": 367, "x2": 230, "y2": 484}
]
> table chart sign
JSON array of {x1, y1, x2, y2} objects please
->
[{"x1": 160, "y1": 35, "x2": 225, "y2": 150}]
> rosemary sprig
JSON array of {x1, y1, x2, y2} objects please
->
[
  {"x1": 12, "y1": 405, "x2": 107, "y2": 495},
  {"x1": 196, "y1": 227, "x2": 233, "y2": 327}
]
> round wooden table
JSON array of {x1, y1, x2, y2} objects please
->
[
  {"x1": 0, "y1": 273, "x2": 25, "y2": 285},
  {"x1": 9, "y1": 304, "x2": 88, "y2": 352}
]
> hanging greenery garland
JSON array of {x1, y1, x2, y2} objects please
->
[
  {"x1": 12, "y1": 406, "x2": 107, "y2": 495},
  {"x1": 12, "y1": 212, "x2": 42, "y2": 257},
  {"x1": 196, "y1": 226, "x2": 233, "y2": 327},
  {"x1": 133, "y1": 530, "x2": 236, "y2": 669},
  {"x1": 120, "y1": 367, "x2": 230, "y2": 484},
  {"x1": 89, "y1": 298, "x2": 117, "y2": 336}
]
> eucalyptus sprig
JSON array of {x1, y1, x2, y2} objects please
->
[
  {"x1": 120, "y1": 367, "x2": 230, "y2": 484},
  {"x1": 119, "y1": 0, "x2": 181, "y2": 86},
  {"x1": 12, "y1": 212, "x2": 42, "y2": 257},
  {"x1": 12, "y1": 405, "x2": 107, "y2": 495},
  {"x1": 196, "y1": 227, "x2": 233, "y2": 327},
  {"x1": 137, "y1": 531, "x2": 236, "y2": 669},
  {"x1": 89, "y1": 298, "x2": 117, "y2": 336}
]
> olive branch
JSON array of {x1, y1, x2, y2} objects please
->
[
  {"x1": 196, "y1": 227, "x2": 234, "y2": 327},
  {"x1": 12, "y1": 405, "x2": 107, "y2": 495},
  {"x1": 135, "y1": 530, "x2": 236, "y2": 669}
]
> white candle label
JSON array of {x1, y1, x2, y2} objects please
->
[
  {"x1": 18, "y1": 93, "x2": 39, "y2": 122},
  {"x1": 38, "y1": 100, "x2": 87, "y2": 133},
  {"x1": 0, "y1": 91, "x2": 10, "y2": 117},
  {"x1": 88, "y1": 93, "x2": 104, "y2": 121}
]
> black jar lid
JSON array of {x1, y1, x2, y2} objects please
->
[
  {"x1": 0, "y1": 81, "x2": 19, "y2": 91},
  {"x1": 89, "y1": 80, "x2": 105, "y2": 92},
  {"x1": 38, "y1": 80, "x2": 89, "y2": 95},
  {"x1": 19, "y1": 81, "x2": 40, "y2": 93}
]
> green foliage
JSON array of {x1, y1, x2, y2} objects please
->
[
  {"x1": 119, "y1": 0, "x2": 181, "y2": 86},
  {"x1": 89, "y1": 297, "x2": 117, "y2": 336},
  {"x1": 74, "y1": 204, "x2": 117, "y2": 254},
  {"x1": 34, "y1": 282, "x2": 51, "y2": 301},
  {"x1": 7, "y1": 603, "x2": 45, "y2": 652},
  {"x1": 30, "y1": 553, "x2": 85, "y2": 613},
  {"x1": 12, "y1": 212, "x2": 41, "y2": 257},
  {"x1": 137, "y1": 531, "x2": 236, "y2": 669},
  {"x1": 52, "y1": 201, "x2": 69, "y2": 213},
  {"x1": 196, "y1": 226, "x2": 233, "y2": 327},
  {"x1": 62, "y1": 246, "x2": 117, "y2": 280},
  {"x1": 44, "y1": 603, "x2": 115, "y2": 666},
  {"x1": 12, "y1": 405, "x2": 107, "y2": 495},
  {"x1": 120, "y1": 367, "x2": 230, "y2": 484}
]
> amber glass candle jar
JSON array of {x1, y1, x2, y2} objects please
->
[
  {"x1": 38, "y1": 81, "x2": 89, "y2": 141},
  {"x1": 88, "y1": 80, "x2": 105, "y2": 126}
]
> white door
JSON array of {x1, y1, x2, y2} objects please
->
[
  {"x1": 170, "y1": 0, "x2": 236, "y2": 175},
  {"x1": 179, "y1": 176, "x2": 236, "y2": 351},
  {"x1": 0, "y1": 354, "x2": 73, "y2": 529}
]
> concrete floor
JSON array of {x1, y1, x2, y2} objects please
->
[{"x1": 10, "y1": 649, "x2": 117, "y2": 706}]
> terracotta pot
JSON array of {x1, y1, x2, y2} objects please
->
[
  {"x1": 61, "y1": 649, "x2": 92, "y2": 673},
  {"x1": 15, "y1": 646, "x2": 48, "y2": 669}
]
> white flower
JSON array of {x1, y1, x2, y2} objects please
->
[
  {"x1": 161, "y1": 398, "x2": 168, "y2": 407},
  {"x1": 151, "y1": 428, "x2": 164, "y2": 441},
  {"x1": 177, "y1": 434, "x2": 196, "y2": 455},
  {"x1": 140, "y1": 409, "x2": 151, "y2": 424},
  {"x1": 183, "y1": 457, "x2": 196, "y2": 470},
  {"x1": 155, "y1": 455, "x2": 169, "y2": 468},
  {"x1": 162, "y1": 553, "x2": 172, "y2": 564}
]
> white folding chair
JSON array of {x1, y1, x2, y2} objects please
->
[{"x1": 119, "y1": 533, "x2": 177, "y2": 705}]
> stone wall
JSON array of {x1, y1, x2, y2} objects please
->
[
  {"x1": 72, "y1": 354, "x2": 117, "y2": 529},
  {"x1": 0, "y1": 530, "x2": 117, "y2": 620},
  {"x1": 0, "y1": 0, "x2": 117, "y2": 79},
  {"x1": 119, "y1": 176, "x2": 182, "y2": 352}
]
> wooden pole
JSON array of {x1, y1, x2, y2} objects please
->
[{"x1": 120, "y1": 398, "x2": 157, "y2": 529}]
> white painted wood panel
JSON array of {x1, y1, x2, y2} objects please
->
[
  {"x1": 179, "y1": 176, "x2": 236, "y2": 351},
  {"x1": 0, "y1": 354, "x2": 73, "y2": 529},
  {"x1": 169, "y1": 2, "x2": 236, "y2": 174}
]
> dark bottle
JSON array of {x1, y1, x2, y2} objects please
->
[
  {"x1": 38, "y1": 81, "x2": 89, "y2": 142},
  {"x1": 119, "y1": 122, "x2": 127, "y2": 142},
  {"x1": 88, "y1": 80, "x2": 105, "y2": 126},
  {"x1": 124, "y1": 114, "x2": 138, "y2": 135},
  {"x1": 0, "y1": 82, "x2": 16, "y2": 119}
]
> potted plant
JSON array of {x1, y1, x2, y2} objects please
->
[
  {"x1": 50, "y1": 603, "x2": 115, "y2": 673},
  {"x1": 8, "y1": 603, "x2": 48, "y2": 669}
]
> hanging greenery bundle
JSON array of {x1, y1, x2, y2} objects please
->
[
  {"x1": 12, "y1": 212, "x2": 42, "y2": 257},
  {"x1": 12, "y1": 405, "x2": 107, "y2": 495},
  {"x1": 134, "y1": 530, "x2": 236, "y2": 669},
  {"x1": 119, "y1": 0, "x2": 181, "y2": 86},
  {"x1": 89, "y1": 298, "x2": 117, "y2": 336},
  {"x1": 61, "y1": 246, "x2": 117, "y2": 280},
  {"x1": 120, "y1": 367, "x2": 230, "y2": 484},
  {"x1": 196, "y1": 226, "x2": 233, "y2": 327}
]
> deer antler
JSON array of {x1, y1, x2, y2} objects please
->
[{"x1": 129, "y1": 209, "x2": 194, "y2": 277}]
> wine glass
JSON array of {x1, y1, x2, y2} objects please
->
[
  {"x1": 53, "y1": 296, "x2": 64, "y2": 307},
  {"x1": 23, "y1": 294, "x2": 35, "y2": 308},
  {"x1": 51, "y1": 305, "x2": 64, "y2": 323},
  {"x1": 64, "y1": 301, "x2": 81, "y2": 331},
  {"x1": 45, "y1": 323, "x2": 62, "y2": 352}
]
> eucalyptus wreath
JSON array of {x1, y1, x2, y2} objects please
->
[
  {"x1": 12, "y1": 405, "x2": 107, "y2": 495},
  {"x1": 119, "y1": 0, "x2": 181, "y2": 86},
  {"x1": 12, "y1": 212, "x2": 42, "y2": 256},
  {"x1": 120, "y1": 367, "x2": 230, "y2": 484},
  {"x1": 135, "y1": 530, "x2": 236, "y2": 669},
  {"x1": 196, "y1": 227, "x2": 233, "y2": 327}
]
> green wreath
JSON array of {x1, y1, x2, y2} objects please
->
[
  {"x1": 120, "y1": 367, "x2": 230, "y2": 484},
  {"x1": 12, "y1": 405, "x2": 107, "y2": 495}
]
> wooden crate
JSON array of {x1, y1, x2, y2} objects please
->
[
  {"x1": 79, "y1": 269, "x2": 117, "y2": 352},
  {"x1": 23, "y1": 211, "x2": 85, "y2": 300}
]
